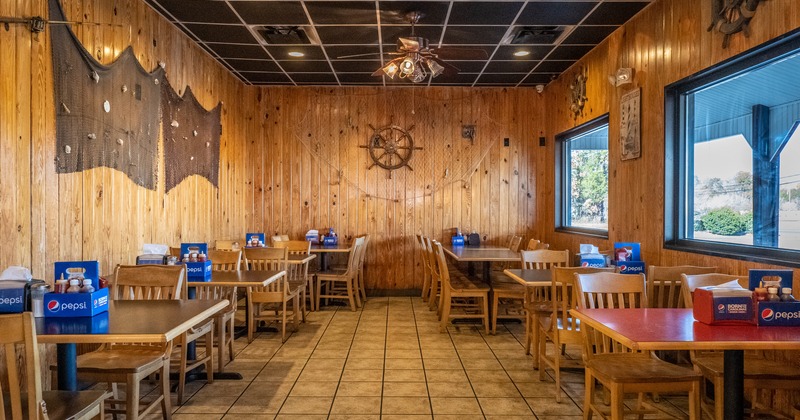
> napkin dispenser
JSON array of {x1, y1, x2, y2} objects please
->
[{"x1": 693, "y1": 282, "x2": 754, "y2": 325}]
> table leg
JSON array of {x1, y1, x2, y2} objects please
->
[
  {"x1": 467, "y1": 262, "x2": 476, "y2": 277},
  {"x1": 57, "y1": 343, "x2": 77, "y2": 391},
  {"x1": 320, "y1": 253, "x2": 328, "y2": 271},
  {"x1": 483, "y1": 261, "x2": 491, "y2": 284},
  {"x1": 723, "y1": 349, "x2": 744, "y2": 420}
]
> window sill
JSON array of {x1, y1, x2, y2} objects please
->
[
  {"x1": 664, "y1": 239, "x2": 800, "y2": 269},
  {"x1": 555, "y1": 226, "x2": 609, "y2": 239}
]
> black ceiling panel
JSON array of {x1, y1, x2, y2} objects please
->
[
  {"x1": 516, "y1": 2, "x2": 596, "y2": 25},
  {"x1": 225, "y1": 59, "x2": 281, "y2": 72},
  {"x1": 228, "y1": 1, "x2": 308, "y2": 25},
  {"x1": 379, "y1": 2, "x2": 450, "y2": 25},
  {"x1": 447, "y1": 2, "x2": 524, "y2": 25},
  {"x1": 152, "y1": 0, "x2": 240, "y2": 24},
  {"x1": 442, "y1": 26, "x2": 507, "y2": 45},
  {"x1": 243, "y1": 72, "x2": 291, "y2": 83},
  {"x1": 184, "y1": 24, "x2": 257, "y2": 45},
  {"x1": 583, "y1": 2, "x2": 650, "y2": 25},
  {"x1": 562, "y1": 26, "x2": 618, "y2": 45},
  {"x1": 493, "y1": 45, "x2": 552, "y2": 61},
  {"x1": 331, "y1": 60, "x2": 382, "y2": 72},
  {"x1": 206, "y1": 43, "x2": 270, "y2": 59},
  {"x1": 484, "y1": 60, "x2": 538, "y2": 73},
  {"x1": 146, "y1": 0, "x2": 654, "y2": 86},
  {"x1": 315, "y1": 26, "x2": 379, "y2": 45},
  {"x1": 266, "y1": 45, "x2": 327, "y2": 60},
  {"x1": 305, "y1": 1, "x2": 377, "y2": 24}
]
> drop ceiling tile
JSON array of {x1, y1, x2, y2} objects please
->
[
  {"x1": 151, "y1": 0, "x2": 240, "y2": 23},
  {"x1": 562, "y1": 26, "x2": 618, "y2": 44},
  {"x1": 143, "y1": 0, "x2": 172, "y2": 21},
  {"x1": 521, "y1": 73, "x2": 558, "y2": 85},
  {"x1": 305, "y1": 1, "x2": 378, "y2": 24},
  {"x1": 493, "y1": 45, "x2": 552, "y2": 61},
  {"x1": 266, "y1": 45, "x2": 327, "y2": 60},
  {"x1": 225, "y1": 59, "x2": 280, "y2": 72},
  {"x1": 516, "y1": 2, "x2": 596, "y2": 25},
  {"x1": 338, "y1": 73, "x2": 383, "y2": 84},
  {"x1": 447, "y1": 2, "x2": 524, "y2": 25},
  {"x1": 583, "y1": 2, "x2": 650, "y2": 25},
  {"x1": 325, "y1": 45, "x2": 383, "y2": 60},
  {"x1": 331, "y1": 60, "x2": 382, "y2": 72},
  {"x1": 379, "y1": 2, "x2": 450, "y2": 25},
  {"x1": 476, "y1": 73, "x2": 527, "y2": 84},
  {"x1": 442, "y1": 26, "x2": 507, "y2": 45},
  {"x1": 429, "y1": 73, "x2": 479, "y2": 85},
  {"x1": 535, "y1": 60, "x2": 576, "y2": 73},
  {"x1": 243, "y1": 72, "x2": 291, "y2": 83},
  {"x1": 316, "y1": 26, "x2": 379, "y2": 45},
  {"x1": 446, "y1": 61, "x2": 489, "y2": 73},
  {"x1": 278, "y1": 60, "x2": 333, "y2": 73},
  {"x1": 484, "y1": 60, "x2": 538, "y2": 73},
  {"x1": 184, "y1": 24, "x2": 257, "y2": 44},
  {"x1": 289, "y1": 73, "x2": 339, "y2": 83},
  {"x1": 206, "y1": 43, "x2": 270, "y2": 59},
  {"x1": 228, "y1": 1, "x2": 308, "y2": 25},
  {"x1": 381, "y1": 26, "x2": 444, "y2": 44},
  {"x1": 547, "y1": 45, "x2": 594, "y2": 60}
]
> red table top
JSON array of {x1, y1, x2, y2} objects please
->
[{"x1": 571, "y1": 308, "x2": 800, "y2": 351}]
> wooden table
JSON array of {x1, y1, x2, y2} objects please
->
[
  {"x1": 443, "y1": 244, "x2": 520, "y2": 282},
  {"x1": 36, "y1": 299, "x2": 227, "y2": 391},
  {"x1": 570, "y1": 308, "x2": 800, "y2": 420},
  {"x1": 503, "y1": 268, "x2": 552, "y2": 286},
  {"x1": 310, "y1": 243, "x2": 350, "y2": 271}
]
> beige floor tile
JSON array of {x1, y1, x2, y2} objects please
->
[
  {"x1": 421, "y1": 347, "x2": 458, "y2": 358},
  {"x1": 430, "y1": 397, "x2": 483, "y2": 415},
  {"x1": 385, "y1": 348, "x2": 421, "y2": 358},
  {"x1": 506, "y1": 369, "x2": 541, "y2": 383},
  {"x1": 335, "y1": 381, "x2": 383, "y2": 397},
  {"x1": 381, "y1": 396, "x2": 432, "y2": 415},
  {"x1": 340, "y1": 368, "x2": 384, "y2": 381},
  {"x1": 310, "y1": 348, "x2": 351, "y2": 358},
  {"x1": 344, "y1": 357, "x2": 384, "y2": 370},
  {"x1": 425, "y1": 369, "x2": 469, "y2": 382},
  {"x1": 327, "y1": 415, "x2": 380, "y2": 420},
  {"x1": 384, "y1": 368, "x2": 426, "y2": 382},
  {"x1": 478, "y1": 397, "x2": 535, "y2": 416},
  {"x1": 228, "y1": 394, "x2": 286, "y2": 414},
  {"x1": 272, "y1": 415, "x2": 327, "y2": 420},
  {"x1": 222, "y1": 415, "x2": 276, "y2": 419},
  {"x1": 465, "y1": 369, "x2": 513, "y2": 383},
  {"x1": 346, "y1": 348, "x2": 385, "y2": 358},
  {"x1": 384, "y1": 357, "x2": 423, "y2": 369},
  {"x1": 461, "y1": 357, "x2": 504, "y2": 370},
  {"x1": 525, "y1": 397, "x2": 583, "y2": 416},
  {"x1": 380, "y1": 416, "x2": 432, "y2": 420},
  {"x1": 172, "y1": 414, "x2": 224, "y2": 419},
  {"x1": 426, "y1": 381, "x2": 475, "y2": 398},
  {"x1": 515, "y1": 380, "x2": 559, "y2": 398},
  {"x1": 288, "y1": 380, "x2": 339, "y2": 397},
  {"x1": 431, "y1": 415, "x2": 484, "y2": 420},
  {"x1": 192, "y1": 381, "x2": 251, "y2": 397},
  {"x1": 176, "y1": 395, "x2": 238, "y2": 414},
  {"x1": 254, "y1": 367, "x2": 303, "y2": 382},
  {"x1": 382, "y1": 381, "x2": 428, "y2": 397},
  {"x1": 483, "y1": 415, "x2": 538, "y2": 420},
  {"x1": 296, "y1": 367, "x2": 343, "y2": 382},
  {"x1": 456, "y1": 348, "x2": 497, "y2": 359},
  {"x1": 498, "y1": 357, "x2": 535, "y2": 370},
  {"x1": 329, "y1": 396, "x2": 382, "y2": 414},
  {"x1": 238, "y1": 382, "x2": 294, "y2": 398},
  {"x1": 471, "y1": 380, "x2": 523, "y2": 397},
  {"x1": 303, "y1": 357, "x2": 346, "y2": 370},
  {"x1": 422, "y1": 357, "x2": 463, "y2": 370},
  {"x1": 278, "y1": 396, "x2": 333, "y2": 414}
]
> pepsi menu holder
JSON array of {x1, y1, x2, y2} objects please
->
[
  {"x1": 180, "y1": 243, "x2": 209, "y2": 256},
  {"x1": 54, "y1": 261, "x2": 100, "y2": 282}
]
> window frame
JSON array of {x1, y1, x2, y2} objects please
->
[
  {"x1": 555, "y1": 113, "x2": 610, "y2": 238},
  {"x1": 664, "y1": 27, "x2": 800, "y2": 268}
]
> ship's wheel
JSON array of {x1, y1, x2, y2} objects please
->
[
  {"x1": 708, "y1": 0, "x2": 761, "y2": 48},
  {"x1": 360, "y1": 124, "x2": 422, "y2": 174}
]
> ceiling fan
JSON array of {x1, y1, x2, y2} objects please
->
[{"x1": 337, "y1": 11, "x2": 489, "y2": 83}]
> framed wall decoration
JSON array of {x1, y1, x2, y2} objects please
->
[{"x1": 620, "y1": 87, "x2": 641, "y2": 161}]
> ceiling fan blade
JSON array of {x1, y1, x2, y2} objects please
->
[
  {"x1": 429, "y1": 57, "x2": 460, "y2": 77},
  {"x1": 431, "y1": 47, "x2": 489, "y2": 60},
  {"x1": 398, "y1": 37, "x2": 420, "y2": 51},
  {"x1": 336, "y1": 52, "x2": 402, "y2": 59}
]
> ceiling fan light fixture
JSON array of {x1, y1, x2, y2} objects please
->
[
  {"x1": 411, "y1": 65, "x2": 427, "y2": 83},
  {"x1": 399, "y1": 55, "x2": 416, "y2": 77},
  {"x1": 426, "y1": 58, "x2": 445, "y2": 78},
  {"x1": 382, "y1": 61, "x2": 400, "y2": 79}
]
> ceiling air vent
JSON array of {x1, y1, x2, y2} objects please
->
[
  {"x1": 254, "y1": 26, "x2": 318, "y2": 45},
  {"x1": 507, "y1": 26, "x2": 564, "y2": 45}
]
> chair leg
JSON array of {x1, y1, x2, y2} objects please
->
[
  {"x1": 247, "y1": 299, "x2": 255, "y2": 343},
  {"x1": 491, "y1": 293, "x2": 499, "y2": 335},
  {"x1": 690, "y1": 380, "x2": 701, "y2": 420},
  {"x1": 439, "y1": 290, "x2": 451, "y2": 333},
  {"x1": 346, "y1": 279, "x2": 357, "y2": 311},
  {"x1": 293, "y1": 293, "x2": 300, "y2": 331},
  {"x1": 281, "y1": 300, "x2": 288, "y2": 343},
  {"x1": 421, "y1": 269, "x2": 430, "y2": 301},
  {"x1": 227, "y1": 316, "x2": 235, "y2": 363},
  {"x1": 161, "y1": 362, "x2": 172, "y2": 420},
  {"x1": 714, "y1": 378, "x2": 724, "y2": 420},
  {"x1": 531, "y1": 314, "x2": 540, "y2": 370},
  {"x1": 429, "y1": 278, "x2": 438, "y2": 311},
  {"x1": 359, "y1": 271, "x2": 367, "y2": 303},
  {"x1": 538, "y1": 331, "x2": 548, "y2": 381},
  {"x1": 316, "y1": 277, "x2": 323, "y2": 310},
  {"x1": 206, "y1": 328, "x2": 214, "y2": 384},
  {"x1": 177, "y1": 336, "x2": 188, "y2": 405},
  {"x1": 482, "y1": 295, "x2": 490, "y2": 335},
  {"x1": 610, "y1": 383, "x2": 624, "y2": 420},
  {"x1": 584, "y1": 369, "x2": 594, "y2": 420},
  {"x1": 524, "y1": 311, "x2": 532, "y2": 355},
  {"x1": 217, "y1": 316, "x2": 226, "y2": 373},
  {"x1": 126, "y1": 374, "x2": 140, "y2": 420}
]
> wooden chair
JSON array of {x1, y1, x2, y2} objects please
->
[
  {"x1": 526, "y1": 238, "x2": 550, "y2": 250},
  {"x1": 271, "y1": 235, "x2": 284, "y2": 246},
  {"x1": 1, "y1": 312, "x2": 108, "y2": 420},
  {"x1": 197, "y1": 249, "x2": 242, "y2": 371},
  {"x1": 538, "y1": 266, "x2": 614, "y2": 402},
  {"x1": 77, "y1": 264, "x2": 186, "y2": 419},
  {"x1": 575, "y1": 272, "x2": 701, "y2": 420},
  {"x1": 354, "y1": 235, "x2": 370, "y2": 304},
  {"x1": 316, "y1": 237, "x2": 364, "y2": 311},
  {"x1": 647, "y1": 265, "x2": 717, "y2": 309},
  {"x1": 244, "y1": 247, "x2": 301, "y2": 343},
  {"x1": 682, "y1": 273, "x2": 800, "y2": 420},
  {"x1": 519, "y1": 249, "x2": 570, "y2": 361},
  {"x1": 274, "y1": 240, "x2": 313, "y2": 315},
  {"x1": 214, "y1": 240, "x2": 241, "y2": 251},
  {"x1": 417, "y1": 234, "x2": 433, "y2": 302},
  {"x1": 169, "y1": 246, "x2": 182, "y2": 258},
  {"x1": 432, "y1": 240, "x2": 490, "y2": 333},
  {"x1": 424, "y1": 236, "x2": 443, "y2": 312}
]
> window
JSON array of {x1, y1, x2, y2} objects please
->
[
  {"x1": 665, "y1": 29, "x2": 800, "y2": 267},
  {"x1": 555, "y1": 114, "x2": 609, "y2": 236}
]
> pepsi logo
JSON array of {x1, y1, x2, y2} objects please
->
[
  {"x1": 581, "y1": 262, "x2": 589, "y2": 267},
  {"x1": 761, "y1": 308, "x2": 775, "y2": 321},
  {"x1": 618, "y1": 265, "x2": 627, "y2": 271},
  {"x1": 47, "y1": 300, "x2": 60, "y2": 312},
  {"x1": 717, "y1": 304, "x2": 725, "y2": 311}
]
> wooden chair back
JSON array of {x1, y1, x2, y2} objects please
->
[
  {"x1": 111, "y1": 264, "x2": 184, "y2": 301},
  {"x1": 208, "y1": 249, "x2": 242, "y2": 272},
  {"x1": 244, "y1": 247, "x2": 288, "y2": 271},
  {"x1": 169, "y1": 247, "x2": 182, "y2": 258},
  {"x1": 647, "y1": 265, "x2": 717, "y2": 308},
  {"x1": 507, "y1": 235, "x2": 523, "y2": 252},
  {"x1": 526, "y1": 239, "x2": 549, "y2": 250},
  {"x1": 431, "y1": 240, "x2": 453, "y2": 289},
  {"x1": 214, "y1": 240, "x2": 241, "y2": 251},
  {"x1": 550, "y1": 266, "x2": 616, "y2": 340},
  {"x1": 520, "y1": 249, "x2": 570, "y2": 269},
  {"x1": 337, "y1": 237, "x2": 365, "y2": 278},
  {"x1": 680, "y1": 273, "x2": 747, "y2": 309},
  {"x1": 273, "y1": 240, "x2": 312, "y2": 255},
  {"x1": 271, "y1": 235, "x2": 284, "y2": 246},
  {"x1": 356, "y1": 235, "x2": 370, "y2": 270},
  {"x1": 0, "y1": 312, "x2": 46, "y2": 420}
]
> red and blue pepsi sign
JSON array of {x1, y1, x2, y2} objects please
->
[
  {"x1": 43, "y1": 287, "x2": 109, "y2": 317},
  {"x1": 756, "y1": 301, "x2": 800, "y2": 326}
]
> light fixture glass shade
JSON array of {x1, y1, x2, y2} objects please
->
[
  {"x1": 400, "y1": 56, "x2": 416, "y2": 77},
  {"x1": 426, "y1": 58, "x2": 445, "y2": 78},
  {"x1": 383, "y1": 62, "x2": 399, "y2": 79},
  {"x1": 411, "y1": 65, "x2": 427, "y2": 83}
]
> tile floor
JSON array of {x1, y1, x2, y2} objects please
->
[{"x1": 141, "y1": 296, "x2": 691, "y2": 419}]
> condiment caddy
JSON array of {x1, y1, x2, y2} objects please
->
[
  {"x1": 180, "y1": 243, "x2": 213, "y2": 281},
  {"x1": 44, "y1": 261, "x2": 109, "y2": 317}
]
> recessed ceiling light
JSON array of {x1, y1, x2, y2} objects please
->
[
  {"x1": 288, "y1": 51, "x2": 304, "y2": 57},
  {"x1": 513, "y1": 50, "x2": 530, "y2": 57}
]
